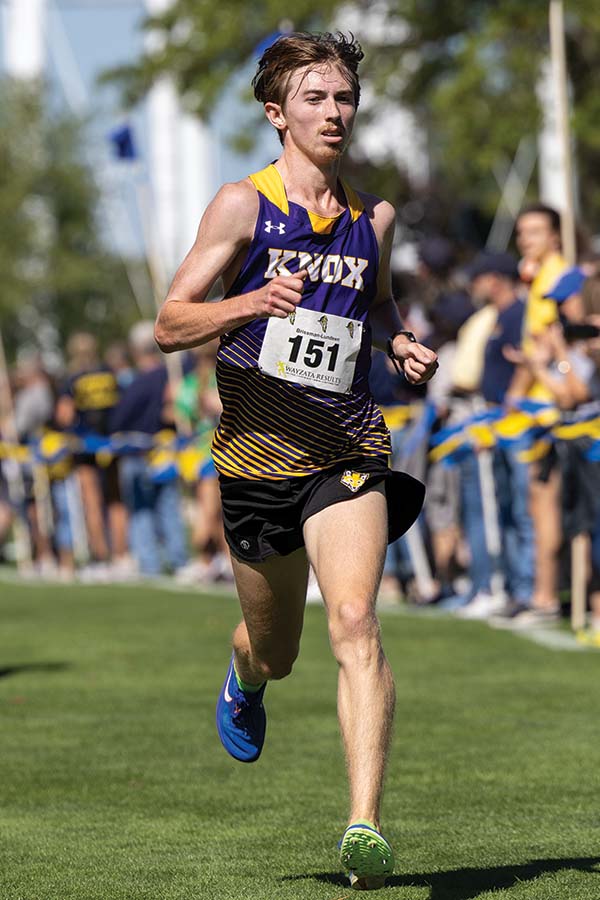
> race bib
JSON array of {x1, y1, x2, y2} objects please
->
[{"x1": 258, "y1": 307, "x2": 363, "y2": 394}]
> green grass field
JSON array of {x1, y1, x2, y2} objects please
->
[{"x1": 1, "y1": 579, "x2": 600, "y2": 900}]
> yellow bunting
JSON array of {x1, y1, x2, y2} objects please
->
[
  {"x1": 467, "y1": 423, "x2": 496, "y2": 450},
  {"x1": 379, "y1": 404, "x2": 417, "y2": 430}
]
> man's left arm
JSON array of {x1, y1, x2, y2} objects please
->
[{"x1": 369, "y1": 200, "x2": 438, "y2": 386}]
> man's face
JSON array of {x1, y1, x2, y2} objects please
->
[
  {"x1": 470, "y1": 272, "x2": 496, "y2": 305},
  {"x1": 265, "y1": 64, "x2": 357, "y2": 162},
  {"x1": 516, "y1": 212, "x2": 560, "y2": 263},
  {"x1": 560, "y1": 293, "x2": 584, "y2": 322}
]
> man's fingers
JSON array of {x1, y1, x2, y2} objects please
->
[
  {"x1": 411, "y1": 348, "x2": 437, "y2": 366},
  {"x1": 274, "y1": 285, "x2": 304, "y2": 305},
  {"x1": 272, "y1": 278, "x2": 305, "y2": 297},
  {"x1": 271, "y1": 301, "x2": 298, "y2": 318},
  {"x1": 403, "y1": 357, "x2": 438, "y2": 384}
]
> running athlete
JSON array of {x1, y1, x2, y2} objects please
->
[{"x1": 155, "y1": 32, "x2": 438, "y2": 890}]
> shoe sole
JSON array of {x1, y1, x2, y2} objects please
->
[{"x1": 340, "y1": 824, "x2": 394, "y2": 889}]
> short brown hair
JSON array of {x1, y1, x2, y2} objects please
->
[
  {"x1": 252, "y1": 31, "x2": 363, "y2": 109},
  {"x1": 518, "y1": 202, "x2": 562, "y2": 236}
]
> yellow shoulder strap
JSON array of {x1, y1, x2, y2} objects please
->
[
  {"x1": 248, "y1": 164, "x2": 289, "y2": 215},
  {"x1": 340, "y1": 179, "x2": 364, "y2": 223}
]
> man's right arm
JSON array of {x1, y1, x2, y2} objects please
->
[{"x1": 155, "y1": 180, "x2": 306, "y2": 353}]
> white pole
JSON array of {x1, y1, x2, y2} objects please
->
[
  {"x1": 471, "y1": 396, "x2": 504, "y2": 597},
  {"x1": 144, "y1": 0, "x2": 180, "y2": 279},
  {"x1": 404, "y1": 523, "x2": 437, "y2": 601},
  {"x1": 45, "y1": 0, "x2": 155, "y2": 317},
  {"x1": 145, "y1": 0, "x2": 215, "y2": 272},
  {"x1": 178, "y1": 111, "x2": 215, "y2": 260},
  {"x1": 549, "y1": 1, "x2": 584, "y2": 630},
  {"x1": 65, "y1": 472, "x2": 89, "y2": 565},
  {"x1": 549, "y1": 0, "x2": 576, "y2": 264},
  {"x1": 3, "y1": 0, "x2": 46, "y2": 79}
]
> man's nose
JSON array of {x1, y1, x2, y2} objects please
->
[{"x1": 323, "y1": 98, "x2": 342, "y2": 120}]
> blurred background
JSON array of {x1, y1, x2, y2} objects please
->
[
  {"x1": 1, "y1": 0, "x2": 598, "y2": 356},
  {"x1": 3, "y1": 1, "x2": 600, "y2": 646}
]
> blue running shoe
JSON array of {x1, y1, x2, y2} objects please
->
[{"x1": 216, "y1": 656, "x2": 266, "y2": 763}]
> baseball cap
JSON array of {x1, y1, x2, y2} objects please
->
[
  {"x1": 418, "y1": 236, "x2": 456, "y2": 274},
  {"x1": 543, "y1": 267, "x2": 586, "y2": 303},
  {"x1": 465, "y1": 251, "x2": 520, "y2": 281}
]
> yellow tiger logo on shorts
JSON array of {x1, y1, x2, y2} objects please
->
[{"x1": 340, "y1": 470, "x2": 370, "y2": 493}]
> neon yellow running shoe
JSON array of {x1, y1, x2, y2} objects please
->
[
  {"x1": 576, "y1": 629, "x2": 600, "y2": 649},
  {"x1": 339, "y1": 821, "x2": 395, "y2": 890}
]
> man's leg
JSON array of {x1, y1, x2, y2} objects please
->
[
  {"x1": 302, "y1": 485, "x2": 393, "y2": 828},
  {"x1": 78, "y1": 463, "x2": 110, "y2": 562},
  {"x1": 230, "y1": 548, "x2": 309, "y2": 684},
  {"x1": 504, "y1": 447, "x2": 535, "y2": 606},
  {"x1": 530, "y1": 467, "x2": 561, "y2": 610},
  {"x1": 216, "y1": 548, "x2": 309, "y2": 762}
]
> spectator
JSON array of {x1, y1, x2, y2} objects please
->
[
  {"x1": 458, "y1": 253, "x2": 535, "y2": 624},
  {"x1": 13, "y1": 351, "x2": 54, "y2": 442},
  {"x1": 104, "y1": 341, "x2": 135, "y2": 390},
  {"x1": 12, "y1": 352, "x2": 55, "y2": 574},
  {"x1": 0, "y1": 469, "x2": 12, "y2": 563},
  {"x1": 110, "y1": 321, "x2": 188, "y2": 577},
  {"x1": 424, "y1": 291, "x2": 476, "y2": 604},
  {"x1": 175, "y1": 340, "x2": 232, "y2": 584},
  {"x1": 514, "y1": 203, "x2": 567, "y2": 362},
  {"x1": 432, "y1": 265, "x2": 502, "y2": 612},
  {"x1": 369, "y1": 323, "x2": 427, "y2": 601},
  {"x1": 506, "y1": 205, "x2": 568, "y2": 621},
  {"x1": 576, "y1": 274, "x2": 600, "y2": 644},
  {"x1": 417, "y1": 236, "x2": 459, "y2": 314},
  {"x1": 524, "y1": 270, "x2": 600, "y2": 637},
  {"x1": 55, "y1": 332, "x2": 127, "y2": 578}
]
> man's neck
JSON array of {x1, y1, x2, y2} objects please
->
[
  {"x1": 137, "y1": 356, "x2": 161, "y2": 372},
  {"x1": 493, "y1": 289, "x2": 518, "y2": 312},
  {"x1": 274, "y1": 150, "x2": 345, "y2": 216},
  {"x1": 540, "y1": 249, "x2": 563, "y2": 267}
]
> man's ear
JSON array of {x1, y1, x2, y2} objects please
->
[{"x1": 264, "y1": 102, "x2": 286, "y2": 134}]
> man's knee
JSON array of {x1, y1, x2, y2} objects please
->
[
  {"x1": 328, "y1": 600, "x2": 380, "y2": 660},
  {"x1": 253, "y1": 646, "x2": 299, "y2": 681}
]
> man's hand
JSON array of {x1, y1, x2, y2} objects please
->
[
  {"x1": 251, "y1": 270, "x2": 307, "y2": 319},
  {"x1": 391, "y1": 336, "x2": 438, "y2": 385}
]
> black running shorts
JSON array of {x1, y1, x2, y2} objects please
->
[{"x1": 219, "y1": 456, "x2": 425, "y2": 563}]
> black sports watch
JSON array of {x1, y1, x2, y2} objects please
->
[{"x1": 387, "y1": 330, "x2": 417, "y2": 376}]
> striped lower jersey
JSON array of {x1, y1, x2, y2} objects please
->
[{"x1": 212, "y1": 164, "x2": 391, "y2": 480}]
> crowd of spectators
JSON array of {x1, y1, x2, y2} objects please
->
[
  {"x1": 374, "y1": 202, "x2": 600, "y2": 644},
  {"x1": 0, "y1": 323, "x2": 230, "y2": 586},
  {"x1": 2, "y1": 201, "x2": 600, "y2": 644}
]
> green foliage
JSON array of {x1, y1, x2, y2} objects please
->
[
  {"x1": 105, "y1": 1, "x2": 600, "y2": 233},
  {"x1": 101, "y1": 0, "x2": 339, "y2": 117},
  {"x1": 0, "y1": 79, "x2": 140, "y2": 359}
]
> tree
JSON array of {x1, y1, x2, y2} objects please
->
[
  {"x1": 104, "y1": 1, "x2": 600, "y2": 236},
  {"x1": 0, "y1": 78, "x2": 142, "y2": 360}
]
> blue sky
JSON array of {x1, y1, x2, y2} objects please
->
[
  {"x1": 48, "y1": 1, "x2": 272, "y2": 181},
  {"x1": 0, "y1": 0, "x2": 275, "y2": 258}
]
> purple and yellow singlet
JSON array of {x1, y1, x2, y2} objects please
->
[{"x1": 212, "y1": 164, "x2": 391, "y2": 480}]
